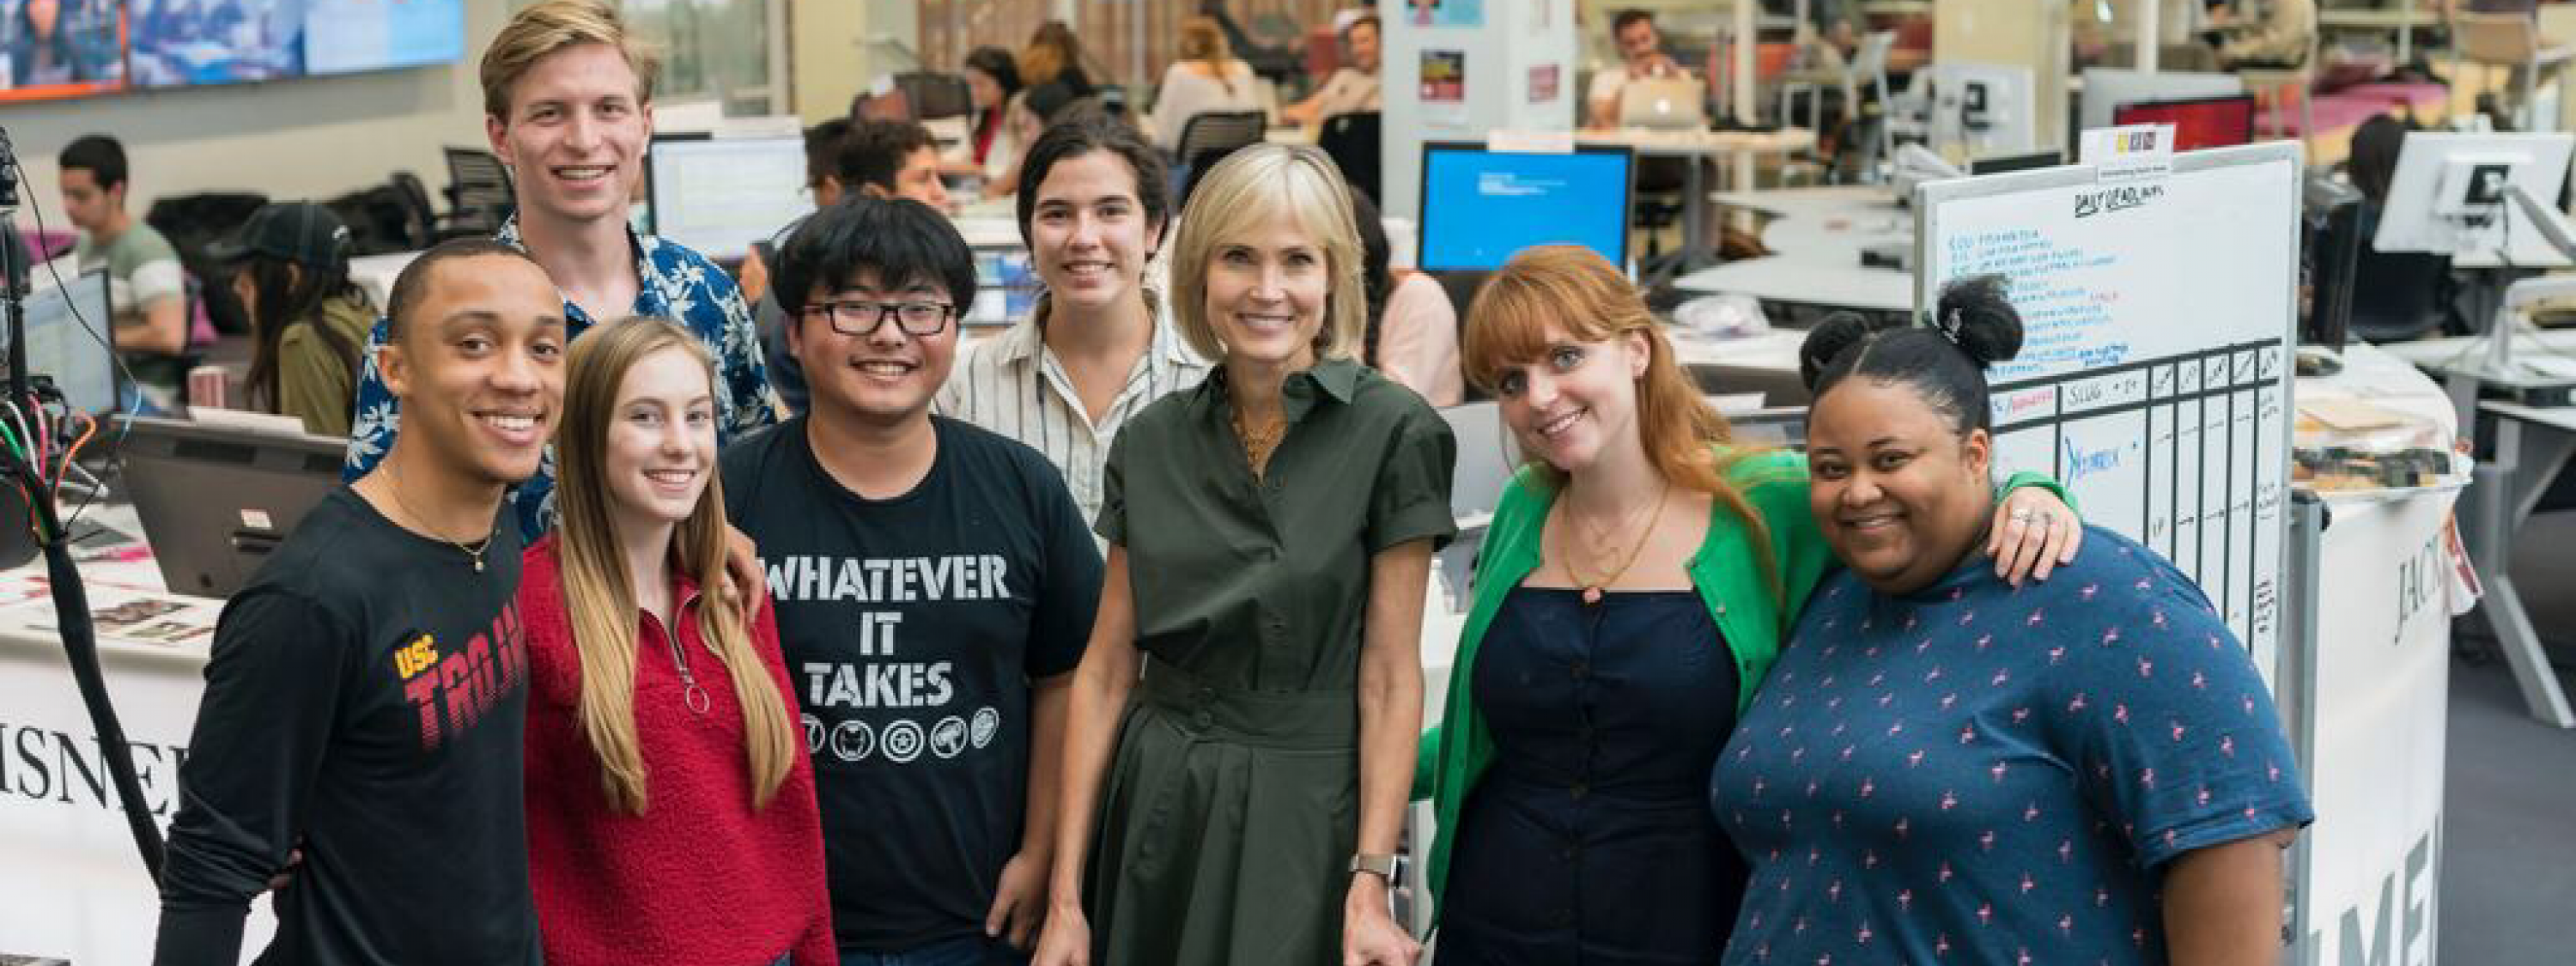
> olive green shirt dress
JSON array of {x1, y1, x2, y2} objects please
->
[{"x1": 1088, "y1": 357, "x2": 1457, "y2": 964}]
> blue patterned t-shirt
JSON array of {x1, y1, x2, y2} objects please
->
[
  {"x1": 342, "y1": 218, "x2": 779, "y2": 540},
  {"x1": 1712, "y1": 526, "x2": 2312, "y2": 965}
]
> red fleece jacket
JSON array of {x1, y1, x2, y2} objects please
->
[{"x1": 519, "y1": 536, "x2": 837, "y2": 966}]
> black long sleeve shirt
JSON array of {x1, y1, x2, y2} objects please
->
[{"x1": 154, "y1": 488, "x2": 538, "y2": 965}]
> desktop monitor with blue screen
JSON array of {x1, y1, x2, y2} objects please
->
[
  {"x1": 12, "y1": 269, "x2": 118, "y2": 415},
  {"x1": 1418, "y1": 143, "x2": 1633, "y2": 273},
  {"x1": 646, "y1": 133, "x2": 813, "y2": 263}
]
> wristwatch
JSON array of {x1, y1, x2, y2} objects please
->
[{"x1": 1350, "y1": 853, "x2": 1399, "y2": 882}]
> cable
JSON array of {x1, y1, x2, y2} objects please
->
[
  {"x1": 52, "y1": 411, "x2": 94, "y2": 499},
  {"x1": 12, "y1": 149, "x2": 134, "y2": 535}
]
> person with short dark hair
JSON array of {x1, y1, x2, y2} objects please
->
[
  {"x1": 938, "y1": 113, "x2": 1209, "y2": 530},
  {"x1": 725, "y1": 196, "x2": 1103, "y2": 963},
  {"x1": 155, "y1": 239, "x2": 565, "y2": 966},
  {"x1": 1714, "y1": 279, "x2": 2312, "y2": 964},
  {"x1": 343, "y1": 0, "x2": 780, "y2": 541},
  {"x1": 1588, "y1": 9, "x2": 1692, "y2": 129},
  {"x1": 212, "y1": 202, "x2": 377, "y2": 435},
  {"x1": 1284, "y1": 13, "x2": 1383, "y2": 128},
  {"x1": 58, "y1": 133, "x2": 190, "y2": 411},
  {"x1": 750, "y1": 118, "x2": 951, "y2": 416}
]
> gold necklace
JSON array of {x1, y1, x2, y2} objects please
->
[
  {"x1": 1559, "y1": 482, "x2": 1671, "y2": 606},
  {"x1": 382, "y1": 465, "x2": 497, "y2": 573},
  {"x1": 1232, "y1": 409, "x2": 1287, "y2": 478}
]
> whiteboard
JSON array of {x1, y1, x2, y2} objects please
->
[{"x1": 1915, "y1": 143, "x2": 2302, "y2": 675}]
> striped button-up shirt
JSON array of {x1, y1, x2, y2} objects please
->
[{"x1": 936, "y1": 296, "x2": 1209, "y2": 529}]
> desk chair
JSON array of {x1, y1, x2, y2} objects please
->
[
  {"x1": 1317, "y1": 111, "x2": 1382, "y2": 204},
  {"x1": 440, "y1": 147, "x2": 516, "y2": 238},
  {"x1": 2451, "y1": 11, "x2": 2575, "y2": 131},
  {"x1": 1172, "y1": 111, "x2": 1268, "y2": 194},
  {"x1": 2349, "y1": 204, "x2": 2458, "y2": 340},
  {"x1": 1776, "y1": 32, "x2": 1898, "y2": 161}
]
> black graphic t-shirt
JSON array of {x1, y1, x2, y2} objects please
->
[
  {"x1": 724, "y1": 416, "x2": 1102, "y2": 952},
  {"x1": 155, "y1": 487, "x2": 538, "y2": 966}
]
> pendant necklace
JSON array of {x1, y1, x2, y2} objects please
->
[
  {"x1": 384, "y1": 465, "x2": 496, "y2": 573},
  {"x1": 1559, "y1": 482, "x2": 1671, "y2": 605}
]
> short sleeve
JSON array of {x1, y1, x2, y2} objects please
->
[
  {"x1": 707, "y1": 272, "x2": 783, "y2": 436},
  {"x1": 1365, "y1": 402, "x2": 1458, "y2": 554},
  {"x1": 1025, "y1": 450, "x2": 1105, "y2": 679},
  {"x1": 2058, "y1": 556, "x2": 2313, "y2": 869},
  {"x1": 1094, "y1": 425, "x2": 1132, "y2": 545},
  {"x1": 342, "y1": 315, "x2": 399, "y2": 481},
  {"x1": 276, "y1": 324, "x2": 355, "y2": 437},
  {"x1": 128, "y1": 257, "x2": 186, "y2": 307}
]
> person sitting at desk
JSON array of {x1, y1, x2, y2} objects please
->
[
  {"x1": 2345, "y1": 113, "x2": 2458, "y2": 341},
  {"x1": 1588, "y1": 8, "x2": 1693, "y2": 130},
  {"x1": 59, "y1": 134, "x2": 190, "y2": 412},
  {"x1": 1150, "y1": 16, "x2": 1265, "y2": 155},
  {"x1": 753, "y1": 118, "x2": 954, "y2": 415},
  {"x1": 1021, "y1": 21, "x2": 1100, "y2": 125},
  {"x1": 942, "y1": 46, "x2": 1030, "y2": 189},
  {"x1": 2204, "y1": 0, "x2": 2317, "y2": 70},
  {"x1": 1281, "y1": 13, "x2": 1382, "y2": 128},
  {"x1": 212, "y1": 201, "x2": 377, "y2": 436}
]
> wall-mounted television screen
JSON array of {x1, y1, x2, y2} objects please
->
[
  {"x1": 303, "y1": 0, "x2": 463, "y2": 76},
  {"x1": 0, "y1": 0, "x2": 126, "y2": 102},
  {"x1": 127, "y1": 0, "x2": 301, "y2": 88}
]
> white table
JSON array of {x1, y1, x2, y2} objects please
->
[
  {"x1": 1674, "y1": 185, "x2": 1916, "y2": 315},
  {"x1": 2318, "y1": 7, "x2": 2421, "y2": 66},
  {"x1": 2370, "y1": 331, "x2": 2576, "y2": 727}
]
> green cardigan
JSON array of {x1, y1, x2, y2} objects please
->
[{"x1": 1409, "y1": 448, "x2": 2066, "y2": 925}]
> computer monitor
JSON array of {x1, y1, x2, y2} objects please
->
[
  {"x1": 2112, "y1": 94, "x2": 2258, "y2": 152},
  {"x1": 965, "y1": 246, "x2": 1039, "y2": 327},
  {"x1": 1971, "y1": 150, "x2": 2063, "y2": 176},
  {"x1": 1924, "y1": 63, "x2": 2037, "y2": 158},
  {"x1": 645, "y1": 133, "x2": 811, "y2": 262},
  {"x1": 2374, "y1": 131, "x2": 2576, "y2": 266},
  {"x1": 12, "y1": 269, "x2": 118, "y2": 414},
  {"x1": 1418, "y1": 143, "x2": 1634, "y2": 273},
  {"x1": 123, "y1": 416, "x2": 349, "y2": 598},
  {"x1": 2078, "y1": 68, "x2": 2244, "y2": 133}
]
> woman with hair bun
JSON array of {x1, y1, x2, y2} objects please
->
[
  {"x1": 1414, "y1": 251, "x2": 2084, "y2": 963},
  {"x1": 1710, "y1": 276, "x2": 2313, "y2": 965}
]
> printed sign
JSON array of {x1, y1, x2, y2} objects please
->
[{"x1": 2080, "y1": 123, "x2": 2177, "y2": 183}]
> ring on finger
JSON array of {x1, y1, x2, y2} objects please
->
[{"x1": 2008, "y1": 507, "x2": 2035, "y2": 523}]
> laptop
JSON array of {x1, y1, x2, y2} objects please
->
[
  {"x1": 1620, "y1": 76, "x2": 1708, "y2": 131},
  {"x1": 123, "y1": 416, "x2": 349, "y2": 598}
]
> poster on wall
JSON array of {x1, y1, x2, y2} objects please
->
[
  {"x1": 0, "y1": 0, "x2": 125, "y2": 102},
  {"x1": 1527, "y1": 64, "x2": 1559, "y2": 107},
  {"x1": 1406, "y1": 0, "x2": 1483, "y2": 29},
  {"x1": 1420, "y1": 48, "x2": 1467, "y2": 126}
]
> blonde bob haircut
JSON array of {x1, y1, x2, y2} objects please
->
[
  {"x1": 1168, "y1": 143, "x2": 1368, "y2": 363},
  {"x1": 481, "y1": 0, "x2": 661, "y2": 121},
  {"x1": 552, "y1": 317, "x2": 797, "y2": 815}
]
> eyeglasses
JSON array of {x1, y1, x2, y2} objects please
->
[{"x1": 799, "y1": 300, "x2": 957, "y2": 337}]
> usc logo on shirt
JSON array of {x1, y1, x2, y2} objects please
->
[{"x1": 394, "y1": 605, "x2": 529, "y2": 751}]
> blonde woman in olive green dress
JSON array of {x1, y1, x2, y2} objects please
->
[{"x1": 1033, "y1": 144, "x2": 1454, "y2": 966}]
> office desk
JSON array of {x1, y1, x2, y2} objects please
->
[
  {"x1": 1571, "y1": 127, "x2": 1818, "y2": 274},
  {"x1": 2375, "y1": 331, "x2": 2576, "y2": 727},
  {"x1": 2464, "y1": 399, "x2": 2576, "y2": 727},
  {"x1": 1673, "y1": 185, "x2": 1914, "y2": 316},
  {"x1": 2318, "y1": 8, "x2": 2421, "y2": 65}
]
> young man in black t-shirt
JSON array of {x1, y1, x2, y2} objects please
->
[
  {"x1": 154, "y1": 240, "x2": 567, "y2": 966},
  {"x1": 724, "y1": 197, "x2": 1101, "y2": 963}
]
